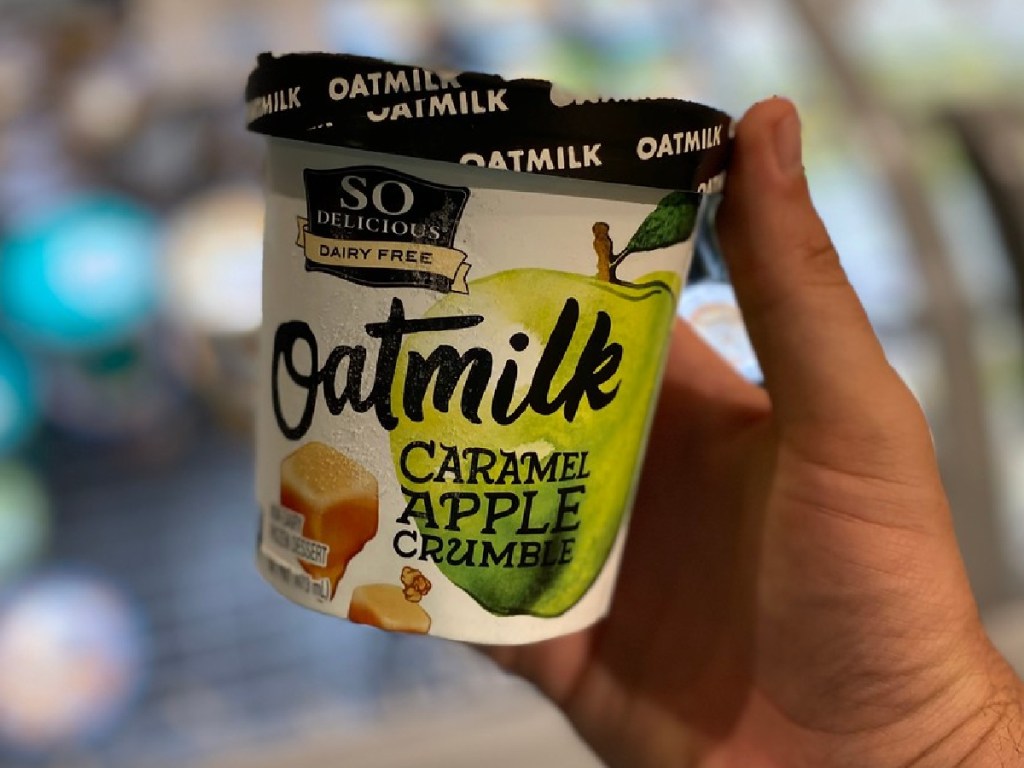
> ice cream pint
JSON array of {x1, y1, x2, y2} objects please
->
[{"x1": 246, "y1": 52, "x2": 731, "y2": 644}]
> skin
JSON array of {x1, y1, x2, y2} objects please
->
[{"x1": 488, "y1": 98, "x2": 1024, "y2": 767}]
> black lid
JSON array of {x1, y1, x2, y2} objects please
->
[{"x1": 245, "y1": 52, "x2": 731, "y2": 191}]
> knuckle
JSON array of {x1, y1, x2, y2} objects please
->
[{"x1": 791, "y1": 232, "x2": 849, "y2": 289}]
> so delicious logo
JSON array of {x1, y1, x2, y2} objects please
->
[{"x1": 296, "y1": 166, "x2": 472, "y2": 293}]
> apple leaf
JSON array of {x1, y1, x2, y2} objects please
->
[{"x1": 622, "y1": 191, "x2": 698, "y2": 256}]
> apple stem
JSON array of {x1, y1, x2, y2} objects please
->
[
  {"x1": 593, "y1": 223, "x2": 637, "y2": 286},
  {"x1": 593, "y1": 222, "x2": 614, "y2": 282}
]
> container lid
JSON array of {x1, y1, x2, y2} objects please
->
[{"x1": 246, "y1": 52, "x2": 731, "y2": 191}]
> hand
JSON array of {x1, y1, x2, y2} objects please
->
[{"x1": 487, "y1": 98, "x2": 1024, "y2": 768}]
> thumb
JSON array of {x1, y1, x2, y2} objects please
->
[{"x1": 716, "y1": 98, "x2": 913, "y2": 446}]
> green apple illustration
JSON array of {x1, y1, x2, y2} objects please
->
[{"x1": 389, "y1": 192, "x2": 697, "y2": 617}]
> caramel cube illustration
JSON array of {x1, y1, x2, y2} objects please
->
[
  {"x1": 348, "y1": 584, "x2": 431, "y2": 634},
  {"x1": 280, "y1": 442, "x2": 379, "y2": 595}
]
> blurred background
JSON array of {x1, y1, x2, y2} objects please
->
[{"x1": 1, "y1": 0, "x2": 1024, "y2": 765}]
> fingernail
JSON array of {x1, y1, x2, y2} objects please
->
[{"x1": 773, "y1": 112, "x2": 803, "y2": 178}]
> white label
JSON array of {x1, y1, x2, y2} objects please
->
[{"x1": 256, "y1": 141, "x2": 699, "y2": 644}]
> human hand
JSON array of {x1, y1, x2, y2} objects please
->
[{"x1": 487, "y1": 98, "x2": 1024, "y2": 768}]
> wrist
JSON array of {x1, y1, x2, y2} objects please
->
[{"x1": 907, "y1": 645, "x2": 1024, "y2": 767}]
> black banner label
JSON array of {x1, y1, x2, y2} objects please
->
[{"x1": 298, "y1": 166, "x2": 472, "y2": 293}]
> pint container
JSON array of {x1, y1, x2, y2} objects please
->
[{"x1": 246, "y1": 52, "x2": 731, "y2": 644}]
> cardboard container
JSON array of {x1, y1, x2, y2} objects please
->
[{"x1": 247, "y1": 52, "x2": 731, "y2": 643}]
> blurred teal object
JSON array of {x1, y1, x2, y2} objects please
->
[
  {"x1": 0, "y1": 463, "x2": 49, "y2": 584},
  {"x1": 0, "y1": 337, "x2": 39, "y2": 455},
  {"x1": 0, "y1": 196, "x2": 158, "y2": 351}
]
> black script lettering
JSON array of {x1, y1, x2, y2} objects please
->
[
  {"x1": 271, "y1": 297, "x2": 623, "y2": 440},
  {"x1": 553, "y1": 485, "x2": 585, "y2": 533},
  {"x1": 271, "y1": 321, "x2": 319, "y2": 440},
  {"x1": 404, "y1": 347, "x2": 492, "y2": 423},
  {"x1": 366, "y1": 299, "x2": 482, "y2": 429},
  {"x1": 419, "y1": 533, "x2": 444, "y2": 563},
  {"x1": 447, "y1": 537, "x2": 478, "y2": 566},
  {"x1": 439, "y1": 491, "x2": 480, "y2": 532},
  {"x1": 480, "y1": 540, "x2": 515, "y2": 568},
  {"x1": 518, "y1": 541, "x2": 542, "y2": 568},
  {"x1": 522, "y1": 452, "x2": 558, "y2": 483},
  {"x1": 400, "y1": 440, "x2": 435, "y2": 483},
  {"x1": 491, "y1": 299, "x2": 622, "y2": 425},
  {"x1": 465, "y1": 447, "x2": 497, "y2": 484},
  {"x1": 393, "y1": 529, "x2": 419, "y2": 558},
  {"x1": 397, "y1": 487, "x2": 439, "y2": 529}
]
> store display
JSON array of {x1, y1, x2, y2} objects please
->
[
  {"x1": 43, "y1": 339, "x2": 184, "y2": 443},
  {"x1": 61, "y1": 65, "x2": 144, "y2": 152},
  {"x1": 162, "y1": 183, "x2": 264, "y2": 336},
  {"x1": 0, "y1": 1, "x2": 1020, "y2": 764},
  {"x1": 0, "y1": 574, "x2": 144, "y2": 754},
  {"x1": 0, "y1": 463, "x2": 49, "y2": 584}
]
